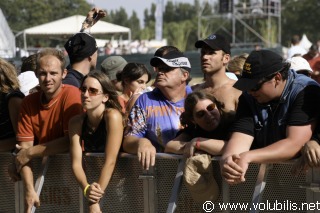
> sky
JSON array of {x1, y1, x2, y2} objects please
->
[{"x1": 87, "y1": 0, "x2": 196, "y2": 26}]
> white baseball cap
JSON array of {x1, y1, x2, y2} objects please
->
[{"x1": 287, "y1": 56, "x2": 313, "y2": 73}]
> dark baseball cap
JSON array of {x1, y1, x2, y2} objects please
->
[
  {"x1": 195, "y1": 34, "x2": 231, "y2": 54},
  {"x1": 233, "y1": 50, "x2": 285, "y2": 91},
  {"x1": 64, "y1": 32, "x2": 97, "y2": 64},
  {"x1": 150, "y1": 51, "x2": 191, "y2": 72}
]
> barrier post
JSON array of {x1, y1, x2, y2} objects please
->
[{"x1": 139, "y1": 166, "x2": 158, "y2": 213}]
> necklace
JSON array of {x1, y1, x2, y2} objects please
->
[{"x1": 86, "y1": 111, "x2": 104, "y2": 135}]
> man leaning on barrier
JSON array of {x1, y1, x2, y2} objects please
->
[
  {"x1": 220, "y1": 50, "x2": 320, "y2": 185},
  {"x1": 123, "y1": 47, "x2": 192, "y2": 170},
  {"x1": 8, "y1": 48, "x2": 83, "y2": 212}
]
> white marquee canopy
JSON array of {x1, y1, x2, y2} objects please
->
[{"x1": 21, "y1": 15, "x2": 131, "y2": 50}]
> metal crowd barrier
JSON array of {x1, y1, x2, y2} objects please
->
[{"x1": 0, "y1": 152, "x2": 319, "y2": 213}]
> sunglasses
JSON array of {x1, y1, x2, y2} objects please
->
[
  {"x1": 80, "y1": 86, "x2": 103, "y2": 96},
  {"x1": 251, "y1": 73, "x2": 278, "y2": 92},
  {"x1": 195, "y1": 103, "x2": 216, "y2": 118},
  {"x1": 156, "y1": 66, "x2": 175, "y2": 73}
]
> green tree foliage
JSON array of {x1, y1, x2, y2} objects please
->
[
  {"x1": 281, "y1": 0, "x2": 320, "y2": 46},
  {"x1": 0, "y1": 0, "x2": 91, "y2": 32}
]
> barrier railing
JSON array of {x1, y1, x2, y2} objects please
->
[{"x1": 0, "y1": 152, "x2": 319, "y2": 213}]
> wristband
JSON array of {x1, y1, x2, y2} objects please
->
[
  {"x1": 83, "y1": 184, "x2": 90, "y2": 197},
  {"x1": 195, "y1": 138, "x2": 201, "y2": 149}
]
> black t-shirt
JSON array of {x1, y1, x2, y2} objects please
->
[
  {"x1": 231, "y1": 85, "x2": 320, "y2": 148},
  {"x1": 62, "y1": 68, "x2": 84, "y2": 88}
]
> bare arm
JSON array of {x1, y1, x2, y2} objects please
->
[
  {"x1": 97, "y1": 109, "x2": 123, "y2": 190},
  {"x1": 19, "y1": 141, "x2": 40, "y2": 211},
  {"x1": 239, "y1": 124, "x2": 314, "y2": 164},
  {"x1": 220, "y1": 132, "x2": 253, "y2": 184},
  {"x1": 164, "y1": 133, "x2": 191, "y2": 154},
  {"x1": 69, "y1": 115, "x2": 88, "y2": 190},
  {"x1": 15, "y1": 135, "x2": 69, "y2": 172},
  {"x1": 123, "y1": 135, "x2": 155, "y2": 170},
  {"x1": 195, "y1": 138, "x2": 225, "y2": 155}
]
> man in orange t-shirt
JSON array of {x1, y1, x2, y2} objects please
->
[{"x1": 10, "y1": 48, "x2": 83, "y2": 212}]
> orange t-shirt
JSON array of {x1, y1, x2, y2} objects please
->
[{"x1": 16, "y1": 84, "x2": 83, "y2": 144}]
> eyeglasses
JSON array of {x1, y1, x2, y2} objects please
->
[
  {"x1": 80, "y1": 86, "x2": 103, "y2": 96},
  {"x1": 195, "y1": 103, "x2": 216, "y2": 118}
]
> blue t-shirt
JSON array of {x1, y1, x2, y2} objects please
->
[{"x1": 125, "y1": 86, "x2": 192, "y2": 152}]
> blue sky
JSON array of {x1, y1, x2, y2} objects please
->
[{"x1": 87, "y1": 0, "x2": 196, "y2": 24}]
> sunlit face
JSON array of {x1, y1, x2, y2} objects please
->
[
  {"x1": 80, "y1": 77, "x2": 108, "y2": 111},
  {"x1": 37, "y1": 55, "x2": 66, "y2": 101},
  {"x1": 200, "y1": 45, "x2": 230, "y2": 74},
  {"x1": 192, "y1": 99, "x2": 221, "y2": 132},
  {"x1": 124, "y1": 73, "x2": 149, "y2": 94},
  {"x1": 154, "y1": 65, "x2": 187, "y2": 88}
]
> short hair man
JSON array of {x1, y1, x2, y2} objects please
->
[
  {"x1": 193, "y1": 34, "x2": 242, "y2": 114},
  {"x1": 12, "y1": 48, "x2": 83, "y2": 211},
  {"x1": 100, "y1": 56, "x2": 127, "y2": 92},
  {"x1": 220, "y1": 50, "x2": 320, "y2": 184},
  {"x1": 123, "y1": 49, "x2": 192, "y2": 170},
  {"x1": 63, "y1": 32, "x2": 98, "y2": 87}
]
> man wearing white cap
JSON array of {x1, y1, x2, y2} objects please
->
[{"x1": 123, "y1": 48, "x2": 192, "y2": 170}]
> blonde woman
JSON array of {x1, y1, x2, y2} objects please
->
[{"x1": 69, "y1": 71, "x2": 123, "y2": 213}]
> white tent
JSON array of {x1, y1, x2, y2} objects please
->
[
  {"x1": 0, "y1": 9, "x2": 15, "y2": 58},
  {"x1": 20, "y1": 15, "x2": 131, "y2": 50}
]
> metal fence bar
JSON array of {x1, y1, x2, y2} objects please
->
[{"x1": 166, "y1": 158, "x2": 186, "y2": 213}]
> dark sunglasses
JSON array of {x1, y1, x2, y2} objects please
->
[
  {"x1": 195, "y1": 103, "x2": 216, "y2": 118},
  {"x1": 251, "y1": 73, "x2": 278, "y2": 92},
  {"x1": 80, "y1": 86, "x2": 103, "y2": 96},
  {"x1": 156, "y1": 66, "x2": 175, "y2": 73}
]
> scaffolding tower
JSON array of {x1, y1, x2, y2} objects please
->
[{"x1": 199, "y1": 0, "x2": 281, "y2": 48}]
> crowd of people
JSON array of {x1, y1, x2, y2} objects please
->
[{"x1": 1, "y1": 27, "x2": 320, "y2": 212}]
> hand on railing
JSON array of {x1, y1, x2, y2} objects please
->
[{"x1": 25, "y1": 189, "x2": 40, "y2": 213}]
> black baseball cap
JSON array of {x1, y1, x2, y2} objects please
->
[
  {"x1": 195, "y1": 34, "x2": 231, "y2": 54},
  {"x1": 150, "y1": 51, "x2": 191, "y2": 72},
  {"x1": 64, "y1": 32, "x2": 97, "y2": 64},
  {"x1": 233, "y1": 50, "x2": 285, "y2": 91}
]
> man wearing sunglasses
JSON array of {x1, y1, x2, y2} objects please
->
[
  {"x1": 123, "y1": 49, "x2": 192, "y2": 170},
  {"x1": 220, "y1": 50, "x2": 320, "y2": 185},
  {"x1": 9, "y1": 48, "x2": 83, "y2": 211},
  {"x1": 192, "y1": 33, "x2": 242, "y2": 114}
]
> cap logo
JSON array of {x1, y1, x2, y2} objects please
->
[
  {"x1": 167, "y1": 58, "x2": 189, "y2": 66},
  {"x1": 243, "y1": 62, "x2": 252, "y2": 74},
  {"x1": 207, "y1": 35, "x2": 217, "y2": 40}
]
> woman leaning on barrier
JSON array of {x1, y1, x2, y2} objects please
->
[
  {"x1": 0, "y1": 58, "x2": 24, "y2": 151},
  {"x1": 69, "y1": 71, "x2": 124, "y2": 213},
  {"x1": 165, "y1": 90, "x2": 235, "y2": 157}
]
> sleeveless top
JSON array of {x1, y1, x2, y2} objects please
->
[
  {"x1": 80, "y1": 114, "x2": 107, "y2": 152},
  {"x1": 0, "y1": 90, "x2": 24, "y2": 139}
]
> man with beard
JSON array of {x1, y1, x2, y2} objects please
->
[
  {"x1": 123, "y1": 47, "x2": 192, "y2": 170},
  {"x1": 63, "y1": 32, "x2": 98, "y2": 88},
  {"x1": 192, "y1": 34, "x2": 241, "y2": 114}
]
